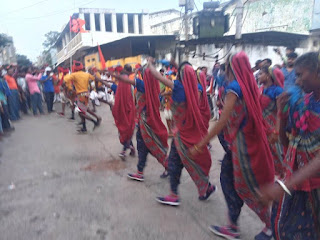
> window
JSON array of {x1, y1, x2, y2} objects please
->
[
  {"x1": 116, "y1": 14, "x2": 123, "y2": 33},
  {"x1": 138, "y1": 15, "x2": 143, "y2": 34},
  {"x1": 313, "y1": 40, "x2": 318, "y2": 47},
  {"x1": 95, "y1": 13, "x2": 101, "y2": 31},
  {"x1": 105, "y1": 14, "x2": 112, "y2": 32},
  {"x1": 84, "y1": 13, "x2": 91, "y2": 31},
  {"x1": 128, "y1": 14, "x2": 134, "y2": 33}
]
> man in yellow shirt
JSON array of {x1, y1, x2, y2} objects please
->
[
  {"x1": 69, "y1": 61, "x2": 101, "y2": 133},
  {"x1": 57, "y1": 67, "x2": 76, "y2": 119}
]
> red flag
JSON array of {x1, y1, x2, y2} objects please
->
[
  {"x1": 69, "y1": 16, "x2": 72, "y2": 33},
  {"x1": 97, "y1": 43, "x2": 106, "y2": 70}
]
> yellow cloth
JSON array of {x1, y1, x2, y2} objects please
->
[
  {"x1": 64, "y1": 74, "x2": 72, "y2": 90},
  {"x1": 96, "y1": 72, "x2": 102, "y2": 88},
  {"x1": 69, "y1": 71, "x2": 95, "y2": 94},
  {"x1": 165, "y1": 86, "x2": 172, "y2": 93}
]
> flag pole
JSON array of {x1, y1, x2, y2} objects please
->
[{"x1": 69, "y1": 16, "x2": 72, "y2": 72}]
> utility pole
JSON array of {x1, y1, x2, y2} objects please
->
[
  {"x1": 180, "y1": 0, "x2": 194, "y2": 41},
  {"x1": 184, "y1": 1, "x2": 189, "y2": 41},
  {"x1": 235, "y1": 0, "x2": 244, "y2": 39}
]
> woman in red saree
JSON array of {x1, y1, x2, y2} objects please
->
[
  {"x1": 109, "y1": 65, "x2": 169, "y2": 182},
  {"x1": 149, "y1": 60, "x2": 216, "y2": 206},
  {"x1": 258, "y1": 66, "x2": 285, "y2": 177},
  {"x1": 259, "y1": 52, "x2": 320, "y2": 240},
  {"x1": 190, "y1": 52, "x2": 275, "y2": 240},
  {"x1": 111, "y1": 65, "x2": 136, "y2": 160}
]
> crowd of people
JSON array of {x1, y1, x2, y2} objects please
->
[
  {"x1": 1, "y1": 47, "x2": 319, "y2": 240},
  {"x1": 0, "y1": 65, "x2": 60, "y2": 139}
]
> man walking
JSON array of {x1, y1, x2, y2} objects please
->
[
  {"x1": 69, "y1": 61, "x2": 101, "y2": 133},
  {"x1": 41, "y1": 67, "x2": 55, "y2": 113},
  {"x1": 26, "y1": 67, "x2": 43, "y2": 116}
]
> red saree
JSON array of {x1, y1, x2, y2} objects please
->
[
  {"x1": 173, "y1": 64, "x2": 212, "y2": 196},
  {"x1": 136, "y1": 69, "x2": 168, "y2": 167},
  {"x1": 230, "y1": 52, "x2": 275, "y2": 186},
  {"x1": 112, "y1": 79, "x2": 135, "y2": 145}
]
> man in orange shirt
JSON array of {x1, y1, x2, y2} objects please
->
[
  {"x1": 5, "y1": 66, "x2": 20, "y2": 121},
  {"x1": 69, "y1": 61, "x2": 101, "y2": 133}
]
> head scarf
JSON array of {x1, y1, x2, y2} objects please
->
[
  {"x1": 107, "y1": 67, "x2": 114, "y2": 72},
  {"x1": 115, "y1": 65, "x2": 123, "y2": 73},
  {"x1": 175, "y1": 63, "x2": 211, "y2": 177},
  {"x1": 142, "y1": 68, "x2": 169, "y2": 148},
  {"x1": 230, "y1": 51, "x2": 274, "y2": 185},
  {"x1": 178, "y1": 63, "x2": 208, "y2": 137},
  {"x1": 269, "y1": 66, "x2": 284, "y2": 87},
  {"x1": 58, "y1": 67, "x2": 70, "y2": 74},
  {"x1": 45, "y1": 67, "x2": 52, "y2": 72},
  {"x1": 43, "y1": 67, "x2": 52, "y2": 76},
  {"x1": 72, "y1": 61, "x2": 83, "y2": 72},
  {"x1": 112, "y1": 75, "x2": 135, "y2": 145},
  {"x1": 135, "y1": 63, "x2": 142, "y2": 70}
]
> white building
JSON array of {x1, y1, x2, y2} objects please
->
[{"x1": 54, "y1": 8, "x2": 181, "y2": 66}]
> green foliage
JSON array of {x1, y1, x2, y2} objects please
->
[
  {"x1": 16, "y1": 54, "x2": 32, "y2": 67},
  {"x1": 42, "y1": 31, "x2": 60, "y2": 50},
  {"x1": 0, "y1": 34, "x2": 12, "y2": 48},
  {"x1": 42, "y1": 50, "x2": 52, "y2": 66}
]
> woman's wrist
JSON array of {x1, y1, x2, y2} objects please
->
[{"x1": 197, "y1": 139, "x2": 206, "y2": 150}]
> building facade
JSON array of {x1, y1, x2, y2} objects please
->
[
  {"x1": 54, "y1": 8, "x2": 180, "y2": 66},
  {"x1": 224, "y1": 0, "x2": 315, "y2": 36},
  {"x1": 182, "y1": 0, "x2": 319, "y2": 68}
]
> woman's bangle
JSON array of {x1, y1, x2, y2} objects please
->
[{"x1": 276, "y1": 179, "x2": 292, "y2": 196}]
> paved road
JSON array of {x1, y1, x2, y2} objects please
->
[{"x1": 0, "y1": 103, "x2": 264, "y2": 240}]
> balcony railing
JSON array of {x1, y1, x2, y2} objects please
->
[{"x1": 56, "y1": 33, "x2": 83, "y2": 64}]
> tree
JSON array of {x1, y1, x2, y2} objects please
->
[
  {"x1": 42, "y1": 31, "x2": 60, "y2": 50},
  {"x1": 16, "y1": 54, "x2": 32, "y2": 67},
  {"x1": 39, "y1": 31, "x2": 60, "y2": 66},
  {"x1": 42, "y1": 50, "x2": 52, "y2": 66},
  {"x1": 0, "y1": 34, "x2": 12, "y2": 48}
]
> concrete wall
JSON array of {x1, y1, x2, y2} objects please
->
[
  {"x1": 225, "y1": 0, "x2": 314, "y2": 35},
  {"x1": 150, "y1": 13, "x2": 195, "y2": 39},
  {"x1": 186, "y1": 43, "x2": 307, "y2": 70},
  {"x1": 148, "y1": 10, "x2": 181, "y2": 26},
  {"x1": 151, "y1": 18, "x2": 183, "y2": 35}
]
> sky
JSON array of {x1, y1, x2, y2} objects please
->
[{"x1": 0, "y1": 0, "x2": 205, "y2": 62}]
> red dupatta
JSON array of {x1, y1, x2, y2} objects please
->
[
  {"x1": 230, "y1": 52, "x2": 274, "y2": 185},
  {"x1": 270, "y1": 67, "x2": 284, "y2": 88},
  {"x1": 176, "y1": 64, "x2": 211, "y2": 176},
  {"x1": 143, "y1": 69, "x2": 168, "y2": 148},
  {"x1": 112, "y1": 78, "x2": 135, "y2": 145}
]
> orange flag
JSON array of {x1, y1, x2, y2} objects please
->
[{"x1": 97, "y1": 43, "x2": 106, "y2": 70}]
